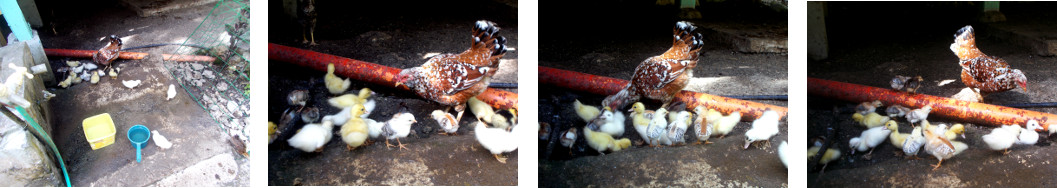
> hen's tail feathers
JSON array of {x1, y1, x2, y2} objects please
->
[
  {"x1": 470, "y1": 20, "x2": 508, "y2": 58},
  {"x1": 672, "y1": 21, "x2": 705, "y2": 60}
]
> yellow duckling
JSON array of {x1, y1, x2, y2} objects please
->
[
  {"x1": 339, "y1": 104, "x2": 369, "y2": 150},
  {"x1": 629, "y1": 102, "x2": 654, "y2": 145},
  {"x1": 583, "y1": 127, "x2": 632, "y2": 154},
  {"x1": 946, "y1": 123, "x2": 966, "y2": 140},
  {"x1": 852, "y1": 112, "x2": 890, "y2": 128},
  {"x1": 884, "y1": 120, "x2": 908, "y2": 149},
  {"x1": 324, "y1": 63, "x2": 352, "y2": 94},
  {"x1": 712, "y1": 110, "x2": 742, "y2": 138},
  {"x1": 808, "y1": 146, "x2": 842, "y2": 165},
  {"x1": 325, "y1": 88, "x2": 376, "y2": 114},
  {"x1": 573, "y1": 99, "x2": 601, "y2": 123}
]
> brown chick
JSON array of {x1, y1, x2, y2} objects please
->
[
  {"x1": 950, "y1": 25, "x2": 1027, "y2": 93},
  {"x1": 394, "y1": 20, "x2": 507, "y2": 123},
  {"x1": 603, "y1": 21, "x2": 704, "y2": 109}
]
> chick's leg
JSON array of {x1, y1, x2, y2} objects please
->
[
  {"x1": 308, "y1": 22, "x2": 318, "y2": 46},
  {"x1": 494, "y1": 154, "x2": 507, "y2": 164},
  {"x1": 396, "y1": 138, "x2": 408, "y2": 150},
  {"x1": 931, "y1": 159, "x2": 943, "y2": 170}
]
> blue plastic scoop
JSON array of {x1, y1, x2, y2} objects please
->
[{"x1": 127, "y1": 125, "x2": 150, "y2": 163}]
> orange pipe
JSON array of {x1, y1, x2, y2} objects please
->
[
  {"x1": 269, "y1": 43, "x2": 517, "y2": 110},
  {"x1": 538, "y1": 66, "x2": 787, "y2": 121},
  {"x1": 808, "y1": 77, "x2": 1056, "y2": 130},
  {"x1": 44, "y1": 48, "x2": 216, "y2": 62}
]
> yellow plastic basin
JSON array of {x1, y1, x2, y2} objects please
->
[{"x1": 82, "y1": 113, "x2": 116, "y2": 150}]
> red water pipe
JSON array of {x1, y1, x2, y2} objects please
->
[
  {"x1": 268, "y1": 43, "x2": 518, "y2": 110},
  {"x1": 808, "y1": 77, "x2": 1057, "y2": 130},
  {"x1": 44, "y1": 49, "x2": 216, "y2": 62},
  {"x1": 538, "y1": 66, "x2": 787, "y2": 121}
]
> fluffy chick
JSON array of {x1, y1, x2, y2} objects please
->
[
  {"x1": 906, "y1": 105, "x2": 932, "y2": 125},
  {"x1": 885, "y1": 105, "x2": 910, "y2": 118},
  {"x1": 560, "y1": 127, "x2": 577, "y2": 148},
  {"x1": 646, "y1": 108, "x2": 670, "y2": 147},
  {"x1": 339, "y1": 104, "x2": 369, "y2": 150},
  {"x1": 288, "y1": 90, "x2": 308, "y2": 107},
  {"x1": 744, "y1": 110, "x2": 781, "y2": 149},
  {"x1": 490, "y1": 109, "x2": 518, "y2": 131},
  {"x1": 324, "y1": 63, "x2": 351, "y2": 94},
  {"x1": 712, "y1": 111, "x2": 742, "y2": 138},
  {"x1": 692, "y1": 106, "x2": 719, "y2": 144},
  {"x1": 584, "y1": 126, "x2": 633, "y2": 154},
  {"x1": 469, "y1": 97, "x2": 496, "y2": 123},
  {"x1": 573, "y1": 99, "x2": 601, "y2": 123},
  {"x1": 903, "y1": 126, "x2": 926, "y2": 159},
  {"x1": 431, "y1": 110, "x2": 459, "y2": 135},
  {"x1": 778, "y1": 141, "x2": 790, "y2": 168},
  {"x1": 475, "y1": 121, "x2": 532, "y2": 163},
  {"x1": 924, "y1": 128, "x2": 967, "y2": 170},
  {"x1": 287, "y1": 117, "x2": 335, "y2": 152},
  {"x1": 301, "y1": 107, "x2": 319, "y2": 123},
  {"x1": 852, "y1": 112, "x2": 890, "y2": 128},
  {"x1": 666, "y1": 110, "x2": 692, "y2": 146},
  {"x1": 381, "y1": 109, "x2": 418, "y2": 150},
  {"x1": 855, "y1": 100, "x2": 883, "y2": 115}
]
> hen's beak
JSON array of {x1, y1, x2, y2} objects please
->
[{"x1": 395, "y1": 82, "x2": 403, "y2": 87}]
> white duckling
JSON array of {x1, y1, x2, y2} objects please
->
[
  {"x1": 849, "y1": 125, "x2": 891, "y2": 156},
  {"x1": 982, "y1": 124, "x2": 1022, "y2": 154},
  {"x1": 287, "y1": 116, "x2": 335, "y2": 152},
  {"x1": 1016, "y1": 120, "x2": 1041, "y2": 145},
  {"x1": 589, "y1": 107, "x2": 625, "y2": 137},
  {"x1": 744, "y1": 110, "x2": 781, "y2": 149}
]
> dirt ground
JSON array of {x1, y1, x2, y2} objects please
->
[
  {"x1": 40, "y1": 0, "x2": 248, "y2": 186},
  {"x1": 808, "y1": 2, "x2": 1057, "y2": 187},
  {"x1": 537, "y1": 1, "x2": 788, "y2": 187},
  {"x1": 266, "y1": 0, "x2": 518, "y2": 186}
]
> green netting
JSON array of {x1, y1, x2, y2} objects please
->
[{"x1": 162, "y1": 0, "x2": 250, "y2": 145}]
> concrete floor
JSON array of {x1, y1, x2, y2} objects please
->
[
  {"x1": 267, "y1": 0, "x2": 518, "y2": 186},
  {"x1": 41, "y1": 1, "x2": 248, "y2": 186},
  {"x1": 537, "y1": 1, "x2": 788, "y2": 187},
  {"x1": 808, "y1": 2, "x2": 1057, "y2": 187}
]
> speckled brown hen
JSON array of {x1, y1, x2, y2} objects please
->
[
  {"x1": 603, "y1": 21, "x2": 704, "y2": 109},
  {"x1": 950, "y1": 25, "x2": 1027, "y2": 93},
  {"x1": 394, "y1": 20, "x2": 507, "y2": 122},
  {"x1": 93, "y1": 35, "x2": 122, "y2": 71}
]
